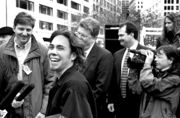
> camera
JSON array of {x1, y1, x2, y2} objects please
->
[{"x1": 127, "y1": 49, "x2": 156, "y2": 70}]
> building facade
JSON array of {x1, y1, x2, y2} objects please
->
[{"x1": 0, "y1": 0, "x2": 93, "y2": 42}]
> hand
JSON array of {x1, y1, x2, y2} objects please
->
[
  {"x1": 107, "y1": 103, "x2": 114, "y2": 112},
  {"x1": 35, "y1": 112, "x2": 45, "y2": 118},
  {"x1": 0, "y1": 109, "x2": 7, "y2": 118},
  {"x1": 11, "y1": 93, "x2": 24, "y2": 108},
  {"x1": 140, "y1": 49, "x2": 154, "y2": 65},
  {"x1": 11, "y1": 99, "x2": 24, "y2": 108}
]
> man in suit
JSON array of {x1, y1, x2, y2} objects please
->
[
  {"x1": 75, "y1": 17, "x2": 113, "y2": 118},
  {"x1": 108, "y1": 21, "x2": 149, "y2": 118}
]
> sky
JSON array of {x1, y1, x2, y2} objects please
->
[{"x1": 143, "y1": 0, "x2": 154, "y2": 9}]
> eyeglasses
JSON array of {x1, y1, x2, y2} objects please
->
[{"x1": 74, "y1": 32, "x2": 89, "y2": 39}]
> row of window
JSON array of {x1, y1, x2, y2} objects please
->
[
  {"x1": 16, "y1": 0, "x2": 90, "y2": 14},
  {"x1": 164, "y1": 0, "x2": 179, "y2": 4},
  {"x1": 39, "y1": 19, "x2": 104, "y2": 35},
  {"x1": 39, "y1": 20, "x2": 69, "y2": 31},
  {"x1": 99, "y1": 0, "x2": 116, "y2": 12},
  {"x1": 164, "y1": 5, "x2": 179, "y2": 10}
]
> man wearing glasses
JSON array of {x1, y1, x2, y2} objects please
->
[{"x1": 75, "y1": 17, "x2": 113, "y2": 118}]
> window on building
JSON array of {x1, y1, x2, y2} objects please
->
[
  {"x1": 84, "y1": 0, "x2": 89, "y2": 2},
  {"x1": 172, "y1": 0, "x2": 174, "y2": 3},
  {"x1": 177, "y1": 6, "x2": 179, "y2": 10},
  {"x1": 57, "y1": 0, "x2": 67, "y2": 6},
  {"x1": 177, "y1": 0, "x2": 179, "y2": 3},
  {"x1": 168, "y1": 0, "x2": 170, "y2": 3},
  {"x1": 83, "y1": 6, "x2": 89, "y2": 14},
  {"x1": 16, "y1": 0, "x2": 34, "y2": 11},
  {"x1": 164, "y1": 6, "x2": 167, "y2": 10},
  {"x1": 96, "y1": 5, "x2": 99, "y2": 12},
  {"x1": 39, "y1": 4, "x2": 53, "y2": 16},
  {"x1": 39, "y1": 21, "x2": 53, "y2": 30},
  {"x1": 57, "y1": 10, "x2": 68, "y2": 20},
  {"x1": 93, "y1": 4, "x2": 95, "y2": 11},
  {"x1": 57, "y1": 24, "x2": 68, "y2": 30},
  {"x1": 171, "y1": 6, "x2": 174, "y2": 10},
  {"x1": 165, "y1": 0, "x2": 167, "y2": 3},
  {"x1": 71, "y1": 1, "x2": 80, "y2": 10},
  {"x1": 168, "y1": 6, "x2": 170, "y2": 10},
  {"x1": 71, "y1": 14, "x2": 80, "y2": 22}
]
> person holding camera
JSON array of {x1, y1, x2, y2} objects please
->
[
  {"x1": 139, "y1": 45, "x2": 180, "y2": 118},
  {"x1": 108, "y1": 21, "x2": 149, "y2": 118}
]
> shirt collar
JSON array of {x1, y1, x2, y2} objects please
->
[
  {"x1": 14, "y1": 37, "x2": 31, "y2": 50},
  {"x1": 84, "y1": 42, "x2": 95, "y2": 58}
]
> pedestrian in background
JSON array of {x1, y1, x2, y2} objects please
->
[
  {"x1": 0, "y1": 26, "x2": 14, "y2": 45},
  {"x1": 75, "y1": 17, "x2": 113, "y2": 118},
  {"x1": 0, "y1": 11, "x2": 53, "y2": 118},
  {"x1": 156, "y1": 12, "x2": 180, "y2": 48}
]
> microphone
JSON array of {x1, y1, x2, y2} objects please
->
[
  {"x1": 15, "y1": 84, "x2": 35, "y2": 101},
  {"x1": 0, "y1": 81, "x2": 25, "y2": 109}
]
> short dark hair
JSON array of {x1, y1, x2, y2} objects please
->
[
  {"x1": 157, "y1": 45, "x2": 180, "y2": 75},
  {"x1": 49, "y1": 30, "x2": 85, "y2": 71},
  {"x1": 119, "y1": 21, "x2": 138, "y2": 39},
  {"x1": 14, "y1": 12, "x2": 35, "y2": 28},
  {"x1": 0, "y1": 26, "x2": 14, "y2": 37},
  {"x1": 79, "y1": 17, "x2": 100, "y2": 38}
]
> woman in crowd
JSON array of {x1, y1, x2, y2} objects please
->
[{"x1": 156, "y1": 13, "x2": 180, "y2": 48}]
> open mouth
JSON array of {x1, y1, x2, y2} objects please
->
[{"x1": 49, "y1": 55, "x2": 61, "y2": 62}]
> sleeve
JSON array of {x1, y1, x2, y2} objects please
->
[
  {"x1": 94, "y1": 52, "x2": 113, "y2": 101},
  {"x1": 61, "y1": 88, "x2": 94, "y2": 118},
  {"x1": 140, "y1": 63, "x2": 180, "y2": 99}
]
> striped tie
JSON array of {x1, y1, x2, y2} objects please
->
[{"x1": 121, "y1": 50, "x2": 130, "y2": 98}]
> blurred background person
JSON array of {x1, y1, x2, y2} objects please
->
[
  {"x1": 0, "y1": 26, "x2": 14, "y2": 45},
  {"x1": 45, "y1": 30, "x2": 97, "y2": 118},
  {"x1": 156, "y1": 13, "x2": 180, "y2": 48}
]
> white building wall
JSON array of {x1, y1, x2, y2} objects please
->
[{"x1": 0, "y1": 0, "x2": 93, "y2": 43}]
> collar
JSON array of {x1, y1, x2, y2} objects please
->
[
  {"x1": 14, "y1": 37, "x2": 31, "y2": 50},
  {"x1": 84, "y1": 41, "x2": 95, "y2": 58}
]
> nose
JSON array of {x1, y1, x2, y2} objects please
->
[
  {"x1": 165, "y1": 23, "x2": 169, "y2": 28},
  {"x1": 22, "y1": 30, "x2": 28, "y2": 36},
  {"x1": 48, "y1": 47, "x2": 58, "y2": 55},
  {"x1": 118, "y1": 36, "x2": 122, "y2": 41}
]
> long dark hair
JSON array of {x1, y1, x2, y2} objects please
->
[{"x1": 161, "y1": 13, "x2": 178, "y2": 43}]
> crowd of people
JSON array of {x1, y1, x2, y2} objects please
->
[{"x1": 0, "y1": 11, "x2": 180, "y2": 118}]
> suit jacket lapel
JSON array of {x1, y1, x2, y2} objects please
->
[{"x1": 83, "y1": 44, "x2": 97, "y2": 73}]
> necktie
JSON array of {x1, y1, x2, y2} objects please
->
[{"x1": 121, "y1": 50, "x2": 130, "y2": 98}]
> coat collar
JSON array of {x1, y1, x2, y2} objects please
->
[
  {"x1": 3, "y1": 35, "x2": 41, "y2": 63},
  {"x1": 56, "y1": 65, "x2": 76, "y2": 86}
]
